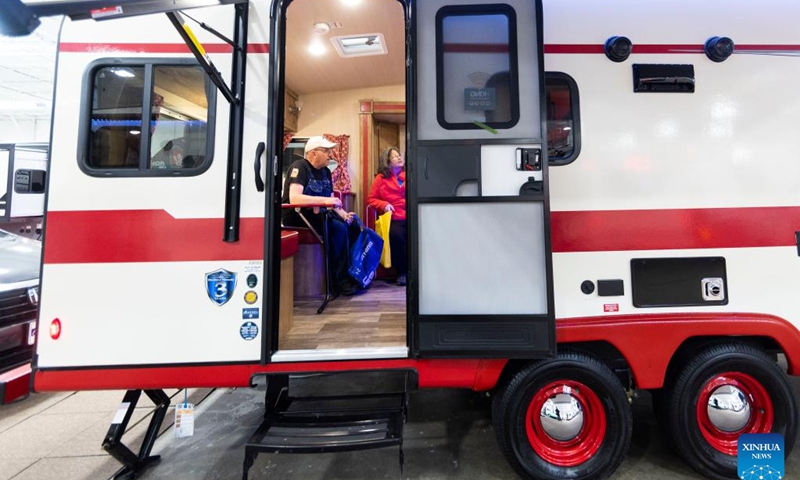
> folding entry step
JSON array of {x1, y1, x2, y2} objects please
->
[{"x1": 242, "y1": 374, "x2": 408, "y2": 480}]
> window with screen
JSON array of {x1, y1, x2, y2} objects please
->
[
  {"x1": 545, "y1": 72, "x2": 581, "y2": 165},
  {"x1": 436, "y1": 5, "x2": 519, "y2": 130},
  {"x1": 80, "y1": 60, "x2": 215, "y2": 176}
]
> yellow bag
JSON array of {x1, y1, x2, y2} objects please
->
[{"x1": 375, "y1": 211, "x2": 392, "y2": 268}]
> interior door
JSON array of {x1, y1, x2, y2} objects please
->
[{"x1": 410, "y1": 0, "x2": 555, "y2": 358}]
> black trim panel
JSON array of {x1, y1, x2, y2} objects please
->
[{"x1": 418, "y1": 315, "x2": 554, "y2": 358}]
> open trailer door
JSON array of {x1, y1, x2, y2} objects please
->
[
  {"x1": 26, "y1": 0, "x2": 273, "y2": 382},
  {"x1": 410, "y1": 0, "x2": 555, "y2": 358}
]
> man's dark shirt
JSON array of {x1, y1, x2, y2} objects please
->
[{"x1": 281, "y1": 159, "x2": 333, "y2": 228}]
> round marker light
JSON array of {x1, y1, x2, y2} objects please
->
[
  {"x1": 705, "y1": 36, "x2": 734, "y2": 62},
  {"x1": 50, "y1": 318, "x2": 61, "y2": 340},
  {"x1": 604, "y1": 36, "x2": 632, "y2": 63}
]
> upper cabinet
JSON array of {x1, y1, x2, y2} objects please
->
[{"x1": 284, "y1": 87, "x2": 299, "y2": 132}]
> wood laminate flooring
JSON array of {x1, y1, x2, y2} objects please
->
[{"x1": 279, "y1": 279, "x2": 407, "y2": 350}]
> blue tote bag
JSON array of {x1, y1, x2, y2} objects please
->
[{"x1": 348, "y1": 215, "x2": 384, "y2": 288}]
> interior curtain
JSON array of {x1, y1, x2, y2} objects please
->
[
  {"x1": 323, "y1": 133, "x2": 351, "y2": 192},
  {"x1": 282, "y1": 132, "x2": 294, "y2": 151}
]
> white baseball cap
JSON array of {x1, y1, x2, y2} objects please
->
[{"x1": 304, "y1": 136, "x2": 337, "y2": 154}]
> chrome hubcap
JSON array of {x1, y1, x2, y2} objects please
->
[
  {"x1": 707, "y1": 385, "x2": 751, "y2": 432},
  {"x1": 539, "y1": 392, "x2": 584, "y2": 441}
]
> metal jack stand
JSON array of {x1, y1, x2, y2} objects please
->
[{"x1": 103, "y1": 389, "x2": 170, "y2": 480}]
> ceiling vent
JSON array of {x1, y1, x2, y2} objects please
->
[{"x1": 330, "y1": 33, "x2": 387, "y2": 58}]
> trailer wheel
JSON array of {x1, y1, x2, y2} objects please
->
[
  {"x1": 492, "y1": 352, "x2": 632, "y2": 480},
  {"x1": 665, "y1": 343, "x2": 797, "y2": 479}
]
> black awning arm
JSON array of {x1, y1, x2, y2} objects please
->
[
  {"x1": 166, "y1": 11, "x2": 237, "y2": 105},
  {"x1": 180, "y1": 11, "x2": 237, "y2": 49}
]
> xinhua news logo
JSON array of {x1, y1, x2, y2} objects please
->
[{"x1": 738, "y1": 433, "x2": 785, "y2": 480}]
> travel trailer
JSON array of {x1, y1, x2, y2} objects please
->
[
  {"x1": 2, "y1": 0, "x2": 799, "y2": 478},
  {"x1": 0, "y1": 143, "x2": 47, "y2": 239}
]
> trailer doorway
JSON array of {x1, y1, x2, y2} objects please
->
[{"x1": 270, "y1": 0, "x2": 408, "y2": 360}]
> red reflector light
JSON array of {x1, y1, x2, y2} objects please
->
[{"x1": 50, "y1": 319, "x2": 61, "y2": 340}]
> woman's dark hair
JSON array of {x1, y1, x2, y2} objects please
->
[{"x1": 377, "y1": 146, "x2": 401, "y2": 178}]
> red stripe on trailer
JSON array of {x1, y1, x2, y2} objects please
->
[
  {"x1": 34, "y1": 359, "x2": 508, "y2": 392},
  {"x1": 32, "y1": 313, "x2": 800, "y2": 392},
  {"x1": 58, "y1": 42, "x2": 269, "y2": 53},
  {"x1": 43, "y1": 211, "x2": 301, "y2": 264},
  {"x1": 0, "y1": 364, "x2": 31, "y2": 405},
  {"x1": 57, "y1": 42, "x2": 800, "y2": 56},
  {"x1": 550, "y1": 206, "x2": 800, "y2": 252},
  {"x1": 43, "y1": 206, "x2": 800, "y2": 264},
  {"x1": 556, "y1": 312, "x2": 800, "y2": 389},
  {"x1": 544, "y1": 44, "x2": 800, "y2": 54}
]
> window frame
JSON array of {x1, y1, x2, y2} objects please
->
[
  {"x1": 13, "y1": 169, "x2": 47, "y2": 194},
  {"x1": 78, "y1": 58, "x2": 217, "y2": 178},
  {"x1": 545, "y1": 71, "x2": 581, "y2": 166},
  {"x1": 435, "y1": 4, "x2": 520, "y2": 131}
]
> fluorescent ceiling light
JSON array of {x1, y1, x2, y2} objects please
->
[
  {"x1": 111, "y1": 68, "x2": 135, "y2": 78},
  {"x1": 0, "y1": 100, "x2": 51, "y2": 112}
]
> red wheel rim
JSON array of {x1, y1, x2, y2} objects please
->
[
  {"x1": 524, "y1": 380, "x2": 606, "y2": 467},
  {"x1": 696, "y1": 372, "x2": 774, "y2": 455}
]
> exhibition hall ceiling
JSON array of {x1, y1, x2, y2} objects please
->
[{"x1": 0, "y1": 17, "x2": 59, "y2": 120}]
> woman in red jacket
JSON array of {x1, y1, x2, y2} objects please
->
[{"x1": 367, "y1": 147, "x2": 407, "y2": 286}]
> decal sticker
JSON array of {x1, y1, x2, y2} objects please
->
[
  {"x1": 243, "y1": 308, "x2": 259, "y2": 319},
  {"x1": 603, "y1": 304, "x2": 619, "y2": 313},
  {"x1": 205, "y1": 269, "x2": 237, "y2": 306},
  {"x1": 246, "y1": 274, "x2": 258, "y2": 288},
  {"x1": 240, "y1": 321, "x2": 259, "y2": 341},
  {"x1": 27, "y1": 321, "x2": 36, "y2": 346},
  {"x1": 244, "y1": 261, "x2": 263, "y2": 273},
  {"x1": 90, "y1": 6, "x2": 124, "y2": 19},
  {"x1": 244, "y1": 290, "x2": 258, "y2": 305}
]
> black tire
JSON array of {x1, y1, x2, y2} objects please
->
[
  {"x1": 492, "y1": 352, "x2": 632, "y2": 480},
  {"x1": 665, "y1": 343, "x2": 797, "y2": 479}
]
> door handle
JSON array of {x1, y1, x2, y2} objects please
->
[{"x1": 254, "y1": 142, "x2": 265, "y2": 192}]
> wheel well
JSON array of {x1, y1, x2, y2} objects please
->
[
  {"x1": 494, "y1": 336, "x2": 784, "y2": 394},
  {"x1": 661, "y1": 336, "x2": 784, "y2": 390},
  {"x1": 495, "y1": 342, "x2": 632, "y2": 392}
]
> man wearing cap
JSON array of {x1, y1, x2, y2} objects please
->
[{"x1": 282, "y1": 136, "x2": 360, "y2": 295}]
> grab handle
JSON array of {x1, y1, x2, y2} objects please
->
[{"x1": 254, "y1": 142, "x2": 265, "y2": 192}]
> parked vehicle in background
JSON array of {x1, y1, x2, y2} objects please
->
[
  {"x1": 0, "y1": 228, "x2": 40, "y2": 404},
  {"x1": 0, "y1": 143, "x2": 48, "y2": 240}
]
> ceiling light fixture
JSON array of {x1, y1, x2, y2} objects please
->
[
  {"x1": 313, "y1": 22, "x2": 330, "y2": 35},
  {"x1": 308, "y1": 40, "x2": 326, "y2": 56}
]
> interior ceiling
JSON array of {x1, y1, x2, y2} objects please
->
[
  {"x1": 285, "y1": 0, "x2": 406, "y2": 95},
  {"x1": 0, "y1": 0, "x2": 405, "y2": 123}
]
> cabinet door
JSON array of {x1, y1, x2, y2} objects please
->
[{"x1": 284, "y1": 88, "x2": 298, "y2": 132}]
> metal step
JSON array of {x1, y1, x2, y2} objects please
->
[{"x1": 242, "y1": 389, "x2": 407, "y2": 480}]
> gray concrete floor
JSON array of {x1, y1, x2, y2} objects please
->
[{"x1": 0, "y1": 375, "x2": 797, "y2": 480}]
